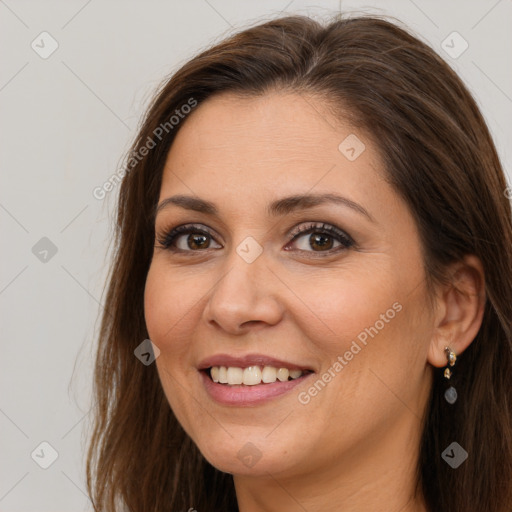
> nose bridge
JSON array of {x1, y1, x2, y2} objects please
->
[
  {"x1": 204, "y1": 236, "x2": 283, "y2": 332},
  {"x1": 214, "y1": 236, "x2": 268, "y2": 307}
]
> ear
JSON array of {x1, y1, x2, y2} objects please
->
[{"x1": 427, "y1": 255, "x2": 486, "y2": 367}]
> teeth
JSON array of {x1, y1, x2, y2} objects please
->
[
  {"x1": 218, "y1": 366, "x2": 228, "y2": 384},
  {"x1": 243, "y1": 366, "x2": 262, "y2": 385},
  {"x1": 277, "y1": 368, "x2": 289, "y2": 381},
  {"x1": 226, "y1": 367, "x2": 243, "y2": 385},
  {"x1": 262, "y1": 366, "x2": 277, "y2": 383},
  {"x1": 208, "y1": 365, "x2": 307, "y2": 386}
]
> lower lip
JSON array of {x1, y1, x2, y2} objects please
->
[{"x1": 200, "y1": 370, "x2": 314, "y2": 406}]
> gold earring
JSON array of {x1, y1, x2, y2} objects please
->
[{"x1": 443, "y1": 346, "x2": 457, "y2": 404}]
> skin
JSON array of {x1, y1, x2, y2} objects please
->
[{"x1": 144, "y1": 91, "x2": 486, "y2": 512}]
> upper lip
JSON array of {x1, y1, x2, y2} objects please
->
[{"x1": 197, "y1": 353, "x2": 315, "y2": 372}]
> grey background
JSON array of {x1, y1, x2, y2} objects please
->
[{"x1": 1, "y1": 0, "x2": 511, "y2": 510}]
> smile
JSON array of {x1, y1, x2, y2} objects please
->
[
  {"x1": 199, "y1": 369, "x2": 315, "y2": 406},
  {"x1": 209, "y1": 365, "x2": 312, "y2": 386}
]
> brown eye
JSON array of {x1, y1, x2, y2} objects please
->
[
  {"x1": 183, "y1": 233, "x2": 211, "y2": 250},
  {"x1": 286, "y1": 222, "x2": 354, "y2": 254},
  {"x1": 309, "y1": 233, "x2": 335, "y2": 251},
  {"x1": 157, "y1": 222, "x2": 354, "y2": 256},
  {"x1": 157, "y1": 224, "x2": 221, "y2": 252}
]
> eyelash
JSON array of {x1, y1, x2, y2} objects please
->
[{"x1": 155, "y1": 222, "x2": 355, "y2": 257}]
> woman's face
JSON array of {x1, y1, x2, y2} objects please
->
[{"x1": 144, "y1": 91, "x2": 435, "y2": 479}]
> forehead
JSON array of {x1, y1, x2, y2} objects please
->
[
  {"x1": 168, "y1": 92, "x2": 353, "y2": 158},
  {"x1": 159, "y1": 91, "x2": 387, "y2": 215}
]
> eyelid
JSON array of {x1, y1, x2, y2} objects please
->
[
  {"x1": 155, "y1": 223, "x2": 219, "y2": 250},
  {"x1": 155, "y1": 221, "x2": 354, "y2": 254},
  {"x1": 287, "y1": 222, "x2": 354, "y2": 245}
]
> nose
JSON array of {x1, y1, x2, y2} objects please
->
[{"x1": 202, "y1": 248, "x2": 285, "y2": 335}]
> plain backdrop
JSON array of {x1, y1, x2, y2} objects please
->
[{"x1": 1, "y1": 1, "x2": 511, "y2": 510}]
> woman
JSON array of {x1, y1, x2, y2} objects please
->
[{"x1": 86, "y1": 14, "x2": 512, "y2": 512}]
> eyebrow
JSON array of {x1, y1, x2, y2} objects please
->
[{"x1": 155, "y1": 193, "x2": 374, "y2": 222}]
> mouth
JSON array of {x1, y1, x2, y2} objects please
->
[
  {"x1": 199, "y1": 365, "x2": 315, "y2": 407},
  {"x1": 197, "y1": 354, "x2": 316, "y2": 406},
  {"x1": 202, "y1": 365, "x2": 314, "y2": 386}
]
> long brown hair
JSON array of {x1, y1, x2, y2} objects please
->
[{"x1": 86, "y1": 14, "x2": 512, "y2": 512}]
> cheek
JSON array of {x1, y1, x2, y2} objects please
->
[
  {"x1": 144, "y1": 262, "x2": 202, "y2": 431},
  {"x1": 296, "y1": 264, "x2": 430, "y2": 408},
  {"x1": 144, "y1": 264, "x2": 169, "y2": 343},
  {"x1": 291, "y1": 267, "x2": 404, "y2": 351},
  {"x1": 143, "y1": 260, "x2": 202, "y2": 347}
]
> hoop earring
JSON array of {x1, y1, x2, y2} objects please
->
[{"x1": 443, "y1": 346, "x2": 457, "y2": 404}]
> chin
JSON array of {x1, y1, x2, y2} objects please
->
[{"x1": 194, "y1": 434, "x2": 305, "y2": 478}]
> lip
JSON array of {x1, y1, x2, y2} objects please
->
[
  {"x1": 199, "y1": 369, "x2": 314, "y2": 407},
  {"x1": 197, "y1": 353, "x2": 314, "y2": 372}
]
